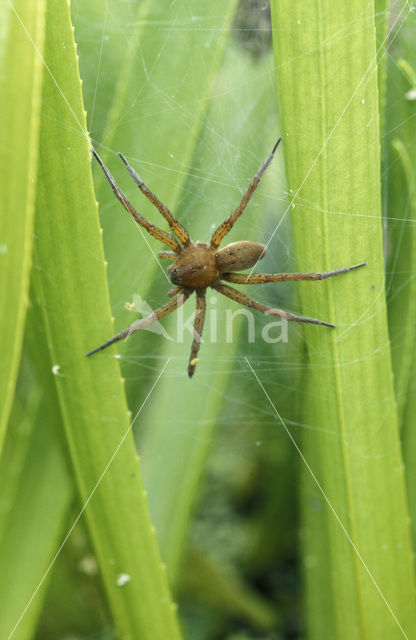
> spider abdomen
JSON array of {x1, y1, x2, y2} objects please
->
[
  {"x1": 216, "y1": 241, "x2": 266, "y2": 273},
  {"x1": 169, "y1": 243, "x2": 219, "y2": 288}
]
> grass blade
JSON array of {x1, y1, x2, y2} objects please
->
[
  {"x1": 0, "y1": 394, "x2": 72, "y2": 640},
  {"x1": 0, "y1": 286, "x2": 75, "y2": 640},
  {"x1": 385, "y1": 11, "x2": 416, "y2": 423},
  {"x1": 0, "y1": 0, "x2": 46, "y2": 450},
  {"x1": 30, "y1": 0, "x2": 181, "y2": 637},
  {"x1": 270, "y1": 1, "x2": 416, "y2": 637},
  {"x1": 384, "y1": 4, "x2": 416, "y2": 555}
]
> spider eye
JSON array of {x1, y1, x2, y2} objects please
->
[{"x1": 170, "y1": 267, "x2": 180, "y2": 284}]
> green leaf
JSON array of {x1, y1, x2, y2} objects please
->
[
  {"x1": 0, "y1": 0, "x2": 46, "y2": 451},
  {"x1": 31, "y1": 0, "x2": 181, "y2": 637},
  {"x1": 383, "y1": 7, "x2": 416, "y2": 555},
  {"x1": 374, "y1": 0, "x2": 390, "y2": 128},
  {"x1": 270, "y1": 1, "x2": 416, "y2": 638},
  {"x1": 385, "y1": 27, "x2": 416, "y2": 425},
  {"x1": 0, "y1": 282, "x2": 75, "y2": 640},
  {"x1": 387, "y1": 138, "x2": 416, "y2": 422},
  {"x1": 0, "y1": 391, "x2": 72, "y2": 640}
]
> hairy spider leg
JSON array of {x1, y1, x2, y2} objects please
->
[
  {"x1": 118, "y1": 153, "x2": 190, "y2": 246},
  {"x1": 86, "y1": 290, "x2": 191, "y2": 357},
  {"x1": 222, "y1": 262, "x2": 367, "y2": 284},
  {"x1": 167, "y1": 286, "x2": 183, "y2": 297},
  {"x1": 188, "y1": 290, "x2": 207, "y2": 377},
  {"x1": 92, "y1": 149, "x2": 181, "y2": 252},
  {"x1": 213, "y1": 283, "x2": 335, "y2": 328},
  {"x1": 210, "y1": 138, "x2": 282, "y2": 249},
  {"x1": 158, "y1": 251, "x2": 178, "y2": 260}
]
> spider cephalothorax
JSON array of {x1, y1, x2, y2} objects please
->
[
  {"x1": 168, "y1": 241, "x2": 266, "y2": 289},
  {"x1": 87, "y1": 140, "x2": 365, "y2": 376}
]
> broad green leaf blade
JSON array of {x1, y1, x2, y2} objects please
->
[
  {"x1": 270, "y1": 1, "x2": 416, "y2": 638},
  {"x1": 374, "y1": 0, "x2": 390, "y2": 128},
  {"x1": 403, "y1": 357, "x2": 416, "y2": 548},
  {"x1": 32, "y1": 1, "x2": 181, "y2": 637},
  {"x1": 387, "y1": 139, "x2": 416, "y2": 421},
  {"x1": 0, "y1": 287, "x2": 74, "y2": 640},
  {"x1": 385, "y1": 14, "x2": 416, "y2": 424},
  {"x1": 0, "y1": 0, "x2": 46, "y2": 451},
  {"x1": 0, "y1": 395, "x2": 72, "y2": 640},
  {"x1": 384, "y1": 5, "x2": 416, "y2": 552}
]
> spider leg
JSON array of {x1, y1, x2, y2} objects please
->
[
  {"x1": 118, "y1": 153, "x2": 190, "y2": 246},
  {"x1": 158, "y1": 251, "x2": 178, "y2": 260},
  {"x1": 222, "y1": 262, "x2": 367, "y2": 284},
  {"x1": 188, "y1": 289, "x2": 207, "y2": 378},
  {"x1": 213, "y1": 282, "x2": 335, "y2": 328},
  {"x1": 210, "y1": 138, "x2": 281, "y2": 249},
  {"x1": 86, "y1": 290, "x2": 191, "y2": 356},
  {"x1": 92, "y1": 149, "x2": 181, "y2": 252},
  {"x1": 168, "y1": 286, "x2": 183, "y2": 297}
]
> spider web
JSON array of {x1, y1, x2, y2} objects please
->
[{"x1": 9, "y1": 0, "x2": 416, "y2": 637}]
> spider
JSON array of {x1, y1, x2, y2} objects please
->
[{"x1": 87, "y1": 139, "x2": 366, "y2": 376}]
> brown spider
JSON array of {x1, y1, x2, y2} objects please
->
[{"x1": 87, "y1": 140, "x2": 366, "y2": 376}]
